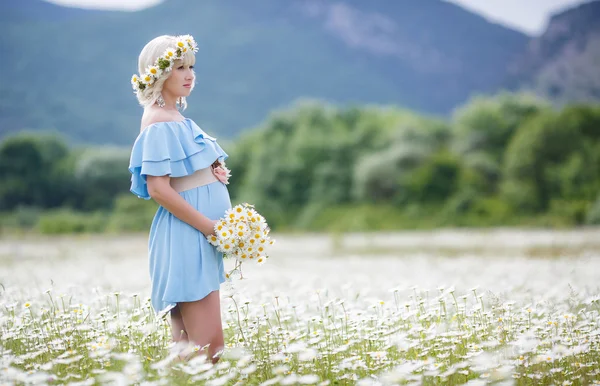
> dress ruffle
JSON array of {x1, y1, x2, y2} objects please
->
[{"x1": 128, "y1": 118, "x2": 228, "y2": 199}]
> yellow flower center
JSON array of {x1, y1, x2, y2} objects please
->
[
  {"x1": 177, "y1": 42, "x2": 184, "y2": 48},
  {"x1": 150, "y1": 68, "x2": 157, "y2": 74}
]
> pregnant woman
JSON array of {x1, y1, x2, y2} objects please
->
[{"x1": 128, "y1": 34, "x2": 231, "y2": 364}]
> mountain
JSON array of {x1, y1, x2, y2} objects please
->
[
  {"x1": 508, "y1": 0, "x2": 600, "y2": 103},
  {"x1": 1, "y1": 0, "x2": 531, "y2": 145}
]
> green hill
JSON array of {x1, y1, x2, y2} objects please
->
[{"x1": 1, "y1": 0, "x2": 531, "y2": 145}]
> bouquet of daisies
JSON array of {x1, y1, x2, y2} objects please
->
[{"x1": 206, "y1": 203, "x2": 274, "y2": 279}]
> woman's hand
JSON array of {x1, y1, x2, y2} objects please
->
[
  {"x1": 202, "y1": 219, "x2": 219, "y2": 237},
  {"x1": 211, "y1": 161, "x2": 231, "y2": 185}
]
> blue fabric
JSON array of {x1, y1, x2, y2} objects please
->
[
  {"x1": 127, "y1": 118, "x2": 230, "y2": 317},
  {"x1": 128, "y1": 118, "x2": 228, "y2": 200}
]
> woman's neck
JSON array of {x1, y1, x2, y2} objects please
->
[{"x1": 161, "y1": 92, "x2": 180, "y2": 110}]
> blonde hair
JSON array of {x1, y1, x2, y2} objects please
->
[{"x1": 135, "y1": 35, "x2": 196, "y2": 110}]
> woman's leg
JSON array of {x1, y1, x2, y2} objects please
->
[
  {"x1": 178, "y1": 290, "x2": 225, "y2": 364},
  {"x1": 170, "y1": 305, "x2": 188, "y2": 342}
]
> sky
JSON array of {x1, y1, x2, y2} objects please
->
[{"x1": 44, "y1": 0, "x2": 591, "y2": 35}]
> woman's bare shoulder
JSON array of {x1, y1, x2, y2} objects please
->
[{"x1": 140, "y1": 108, "x2": 185, "y2": 132}]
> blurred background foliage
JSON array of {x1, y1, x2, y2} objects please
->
[
  {"x1": 2, "y1": 0, "x2": 600, "y2": 234},
  {"x1": 1, "y1": 92, "x2": 599, "y2": 234}
]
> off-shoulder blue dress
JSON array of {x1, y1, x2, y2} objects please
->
[{"x1": 128, "y1": 118, "x2": 230, "y2": 317}]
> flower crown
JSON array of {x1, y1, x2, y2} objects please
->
[{"x1": 131, "y1": 35, "x2": 199, "y2": 94}]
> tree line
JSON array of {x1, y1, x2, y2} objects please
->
[{"x1": 1, "y1": 92, "x2": 599, "y2": 233}]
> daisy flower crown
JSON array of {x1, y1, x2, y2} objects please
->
[{"x1": 130, "y1": 35, "x2": 199, "y2": 94}]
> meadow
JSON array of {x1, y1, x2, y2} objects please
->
[{"x1": 1, "y1": 228, "x2": 600, "y2": 385}]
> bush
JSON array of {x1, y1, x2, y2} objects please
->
[
  {"x1": 548, "y1": 199, "x2": 590, "y2": 226},
  {"x1": 37, "y1": 209, "x2": 108, "y2": 234},
  {"x1": 585, "y1": 195, "x2": 600, "y2": 225},
  {"x1": 403, "y1": 151, "x2": 460, "y2": 203},
  {"x1": 105, "y1": 194, "x2": 158, "y2": 232},
  {"x1": 470, "y1": 198, "x2": 513, "y2": 223},
  {"x1": 443, "y1": 189, "x2": 481, "y2": 216},
  {"x1": 0, "y1": 206, "x2": 41, "y2": 229},
  {"x1": 452, "y1": 92, "x2": 548, "y2": 163},
  {"x1": 502, "y1": 110, "x2": 584, "y2": 212},
  {"x1": 0, "y1": 131, "x2": 70, "y2": 210},
  {"x1": 74, "y1": 147, "x2": 132, "y2": 210},
  {"x1": 305, "y1": 204, "x2": 446, "y2": 232}
]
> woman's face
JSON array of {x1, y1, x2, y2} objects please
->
[{"x1": 162, "y1": 61, "x2": 195, "y2": 98}]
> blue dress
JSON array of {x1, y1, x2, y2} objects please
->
[{"x1": 128, "y1": 118, "x2": 230, "y2": 318}]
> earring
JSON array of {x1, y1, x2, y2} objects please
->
[{"x1": 156, "y1": 94, "x2": 165, "y2": 108}]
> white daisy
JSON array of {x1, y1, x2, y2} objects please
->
[
  {"x1": 207, "y1": 234, "x2": 218, "y2": 245},
  {"x1": 163, "y1": 47, "x2": 176, "y2": 60},
  {"x1": 235, "y1": 223, "x2": 249, "y2": 237},
  {"x1": 233, "y1": 205, "x2": 246, "y2": 218},
  {"x1": 215, "y1": 240, "x2": 225, "y2": 253},
  {"x1": 180, "y1": 34, "x2": 198, "y2": 52},
  {"x1": 142, "y1": 73, "x2": 154, "y2": 85},
  {"x1": 224, "y1": 208, "x2": 237, "y2": 222},
  {"x1": 221, "y1": 242, "x2": 233, "y2": 255},
  {"x1": 175, "y1": 40, "x2": 187, "y2": 56},
  {"x1": 218, "y1": 226, "x2": 233, "y2": 241},
  {"x1": 146, "y1": 65, "x2": 161, "y2": 78}
]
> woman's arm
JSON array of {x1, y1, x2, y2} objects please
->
[{"x1": 147, "y1": 175, "x2": 216, "y2": 236}]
